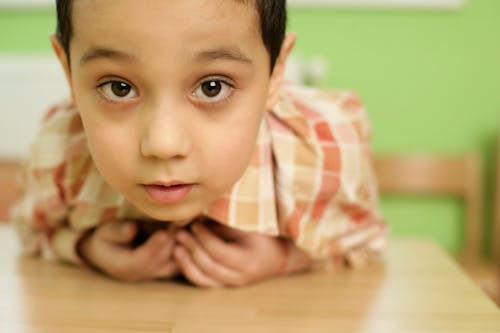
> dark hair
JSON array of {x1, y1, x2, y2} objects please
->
[{"x1": 55, "y1": 0, "x2": 287, "y2": 71}]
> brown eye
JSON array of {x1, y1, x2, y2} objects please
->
[
  {"x1": 98, "y1": 79, "x2": 138, "y2": 101},
  {"x1": 111, "y1": 81, "x2": 132, "y2": 97},
  {"x1": 193, "y1": 78, "x2": 233, "y2": 103},
  {"x1": 201, "y1": 80, "x2": 222, "y2": 98}
]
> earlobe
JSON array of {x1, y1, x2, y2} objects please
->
[
  {"x1": 49, "y1": 34, "x2": 75, "y2": 102},
  {"x1": 266, "y1": 33, "x2": 297, "y2": 111}
]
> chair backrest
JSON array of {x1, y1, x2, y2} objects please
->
[
  {"x1": 373, "y1": 153, "x2": 483, "y2": 262},
  {"x1": 495, "y1": 131, "x2": 500, "y2": 261},
  {"x1": 495, "y1": 130, "x2": 500, "y2": 304},
  {"x1": 0, "y1": 160, "x2": 22, "y2": 222}
]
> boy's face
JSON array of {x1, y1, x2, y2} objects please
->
[{"x1": 55, "y1": 0, "x2": 289, "y2": 223}]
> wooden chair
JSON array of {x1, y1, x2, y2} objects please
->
[
  {"x1": 372, "y1": 153, "x2": 500, "y2": 305},
  {"x1": 0, "y1": 160, "x2": 22, "y2": 222},
  {"x1": 494, "y1": 131, "x2": 500, "y2": 305},
  {"x1": 373, "y1": 153, "x2": 483, "y2": 262}
]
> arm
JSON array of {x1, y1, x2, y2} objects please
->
[
  {"x1": 269, "y1": 88, "x2": 386, "y2": 268},
  {"x1": 12, "y1": 103, "x2": 88, "y2": 264},
  {"x1": 324, "y1": 92, "x2": 386, "y2": 268},
  {"x1": 289, "y1": 90, "x2": 387, "y2": 267}
]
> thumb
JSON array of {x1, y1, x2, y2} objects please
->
[{"x1": 95, "y1": 220, "x2": 138, "y2": 245}]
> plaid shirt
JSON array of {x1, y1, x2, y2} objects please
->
[{"x1": 13, "y1": 84, "x2": 386, "y2": 267}]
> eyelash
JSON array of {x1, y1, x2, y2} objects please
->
[
  {"x1": 97, "y1": 78, "x2": 138, "y2": 103},
  {"x1": 191, "y1": 76, "x2": 235, "y2": 105},
  {"x1": 95, "y1": 76, "x2": 236, "y2": 106}
]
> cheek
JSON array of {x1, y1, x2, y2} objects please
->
[
  {"x1": 202, "y1": 110, "x2": 266, "y2": 190},
  {"x1": 80, "y1": 115, "x2": 138, "y2": 187},
  {"x1": 87, "y1": 128, "x2": 122, "y2": 170},
  {"x1": 87, "y1": 129, "x2": 119, "y2": 163},
  {"x1": 214, "y1": 129, "x2": 258, "y2": 170}
]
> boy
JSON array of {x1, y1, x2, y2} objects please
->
[{"x1": 14, "y1": 0, "x2": 386, "y2": 287}]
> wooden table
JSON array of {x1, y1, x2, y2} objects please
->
[{"x1": 1, "y1": 225, "x2": 499, "y2": 333}]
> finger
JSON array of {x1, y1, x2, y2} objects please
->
[
  {"x1": 176, "y1": 230, "x2": 242, "y2": 286},
  {"x1": 115, "y1": 231, "x2": 178, "y2": 282},
  {"x1": 203, "y1": 220, "x2": 247, "y2": 241},
  {"x1": 150, "y1": 228, "x2": 183, "y2": 279},
  {"x1": 93, "y1": 240, "x2": 144, "y2": 281},
  {"x1": 150, "y1": 229, "x2": 178, "y2": 275},
  {"x1": 190, "y1": 222, "x2": 245, "y2": 270},
  {"x1": 134, "y1": 231, "x2": 171, "y2": 266},
  {"x1": 99, "y1": 231, "x2": 167, "y2": 282},
  {"x1": 95, "y1": 220, "x2": 138, "y2": 245},
  {"x1": 155, "y1": 228, "x2": 177, "y2": 260},
  {"x1": 132, "y1": 221, "x2": 171, "y2": 247},
  {"x1": 152, "y1": 260, "x2": 180, "y2": 280},
  {"x1": 173, "y1": 245, "x2": 222, "y2": 288}
]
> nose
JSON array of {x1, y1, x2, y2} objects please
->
[{"x1": 140, "y1": 100, "x2": 192, "y2": 160}]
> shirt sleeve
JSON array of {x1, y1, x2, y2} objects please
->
[
  {"x1": 270, "y1": 88, "x2": 387, "y2": 267},
  {"x1": 11, "y1": 102, "x2": 90, "y2": 265}
]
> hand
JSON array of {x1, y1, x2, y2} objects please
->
[
  {"x1": 173, "y1": 219, "x2": 311, "y2": 287},
  {"x1": 77, "y1": 220, "x2": 180, "y2": 282}
]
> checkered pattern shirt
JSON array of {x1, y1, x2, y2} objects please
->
[{"x1": 13, "y1": 84, "x2": 386, "y2": 267}]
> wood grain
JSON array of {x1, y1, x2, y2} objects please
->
[{"x1": 0, "y1": 225, "x2": 499, "y2": 333}]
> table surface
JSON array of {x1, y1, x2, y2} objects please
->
[{"x1": 0, "y1": 225, "x2": 499, "y2": 333}]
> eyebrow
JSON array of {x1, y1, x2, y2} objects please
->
[
  {"x1": 196, "y1": 47, "x2": 253, "y2": 65},
  {"x1": 79, "y1": 46, "x2": 253, "y2": 66},
  {"x1": 80, "y1": 47, "x2": 134, "y2": 65}
]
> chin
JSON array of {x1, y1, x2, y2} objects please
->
[{"x1": 139, "y1": 203, "x2": 202, "y2": 224}]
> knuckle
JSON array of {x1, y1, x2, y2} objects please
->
[
  {"x1": 144, "y1": 245, "x2": 160, "y2": 260},
  {"x1": 129, "y1": 255, "x2": 147, "y2": 273},
  {"x1": 245, "y1": 261, "x2": 260, "y2": 277}
]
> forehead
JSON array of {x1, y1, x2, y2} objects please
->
[{"x1": 70, "y1": 0, "x2": 263, "y2": 58}]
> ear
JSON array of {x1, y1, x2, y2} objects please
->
[
  {"x1": 265, "y1": 33, "x2": 297, "y2": 111},
  {"x1": 49, "y1": 34, "x2": 76, "y2": 102}
]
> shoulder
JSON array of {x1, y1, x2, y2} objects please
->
[
  {"x1": 279, "y1": 84, "x2": 364, "y2": 115},
  {"x1": 40, "y1": 100, "x2": 81, "y2": 134},
  {"x1": 28, "y1": 101, "x2": 88, "y2": 170},
  {"x1": 271, "y1": 84, "x2": 372, "y2": 142}
]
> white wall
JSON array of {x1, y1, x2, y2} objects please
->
[{"x1": 0, "y1": 55, "x2": 69, "y2": 159}]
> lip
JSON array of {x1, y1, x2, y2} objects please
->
[{"x1": 143, "y1": 181, "x2": 194, "y2": 204}]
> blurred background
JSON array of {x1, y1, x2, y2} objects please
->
[{"x1": 0, "y1": 0, "x2": 498, "y2": 298}]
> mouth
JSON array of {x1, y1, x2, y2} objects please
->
[{"x1": 142, "y1": 181, "x2": 195, "y2": 204}]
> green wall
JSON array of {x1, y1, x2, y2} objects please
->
[
  {"x1": 1, "y1": 0, "x2": 498, "y2": 256},
  {"x1": 289, "y1": 0, "x2": 500, "y2": 256}
]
